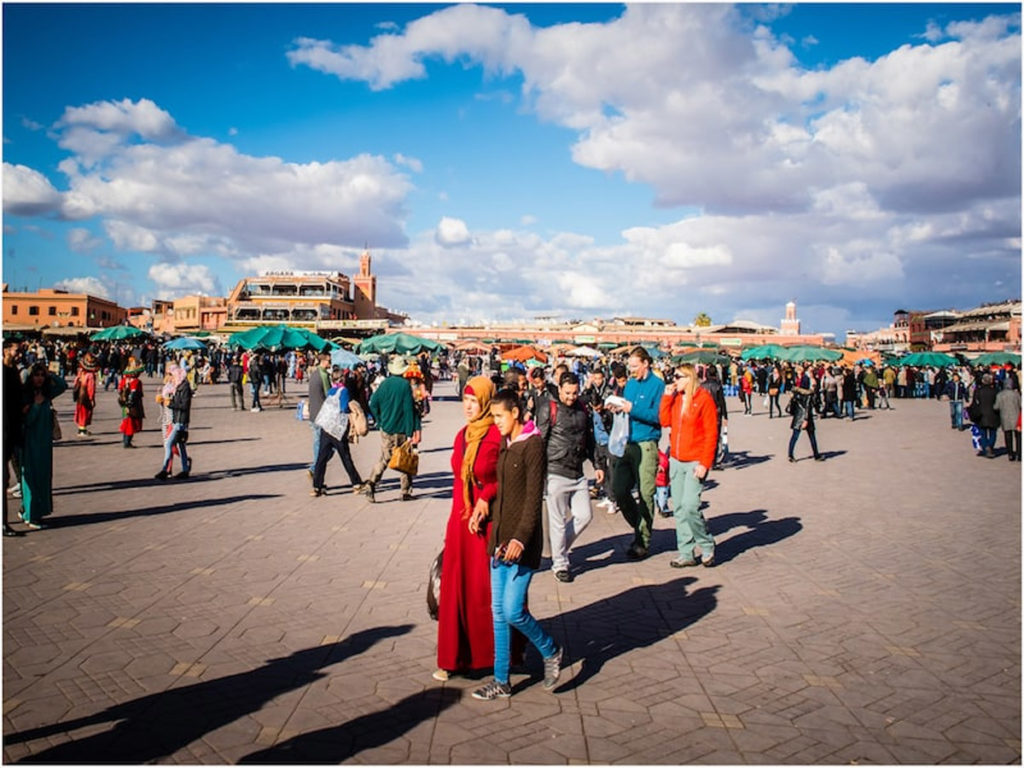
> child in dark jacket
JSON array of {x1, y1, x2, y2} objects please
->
[{"x1": 468, "y1": 388, "x2": 563, "y2": 700}]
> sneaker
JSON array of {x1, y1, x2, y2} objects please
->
[
  {"x1": 431, "y1": 668, "x2": 450, "y2": 682},
  {"x1": 401, "y1": 490, "x2": 413, "y2": 502},
  {"x1": 360, "y1": 482, "x2": 376, "y2": 503},
  {"x1": 471, "y1": 679, "x2": 511, "y2": 700},
  {"x1": 10, "y1": 486, "x2": 21, "y2": 499},
  {"x1": 154, "y1": 470, "x2": 169, "y2": 481},
  {"x1": 554, "y1": 569, "x2": 573, "y2": 583},
  {"x1": 814, "y1": 455, "x2": 825, "y2": 462},
  {"x1": 24, "y1": 521, "x2": 44, "y2": 530},
  {"x1": 542, "y1": 645, "x2": 563, "y2": 689},
  {"x1": 670, "y1": 556, "x2": 699, "y2": 568},
  {"x1": 174, "y1": 470, "x2": 190, "y2": 480},
  {"x1": 701, "y1": 553, "x2": 716, "y2": 568}
]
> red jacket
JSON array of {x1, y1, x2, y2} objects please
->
[{"x1": 659, "y1": 387, "x2": 718, "y2": 469}]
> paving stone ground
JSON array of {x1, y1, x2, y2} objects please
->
[{"x1": 3, "y1": 376, "x2": 1020, "y2": 764}]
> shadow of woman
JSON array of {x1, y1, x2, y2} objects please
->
[
  {"x1": 10, "y1": 625, "x2": 414, "y2": 764},
  {"x1": 712, "y1": 510, "x2": 802, "y2": 565},
  {"x1": 549, "y1": 577, "x2": 719, "y2": 694},
  {"x1": 238, "y1": 687, "x2": 462, "y2": 763}
]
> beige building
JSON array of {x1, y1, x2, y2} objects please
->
[{"x1": 1, "y1": 286, "x2": 126, "y2": 329}]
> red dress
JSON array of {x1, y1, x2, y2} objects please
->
[
  {"x1": 73, "y1": 370, "x2": 96, "y2": 429},
  {"x1": 118, "y1": 376, "x2": 145, "y2": 436},
  {"x1": 437, "y1": 424, "x2": 502, "y2": 672}
]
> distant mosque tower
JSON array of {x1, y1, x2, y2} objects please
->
[
  {"x1": 353, "y1": 248, "x2": 378, "y2": 319},
  {"x1": 781, "y1": 300, "x2": 800, "y2": 335}
]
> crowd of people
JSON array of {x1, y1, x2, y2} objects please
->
[{"x1": 2, "y1": 332, "x2": 1019, "y2": 697}]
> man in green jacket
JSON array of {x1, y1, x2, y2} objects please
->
[{"x1": 362, "y1": 357, "x2": 422, "y2": 502}]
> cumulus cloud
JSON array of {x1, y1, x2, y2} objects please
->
[
  {"x1": 148, "y1": 261, "x2": 221, "y2": 297},
  {"x1": 55, "y1": 276, "x2": 112, "y2": 299},
  {"x1": 8, "y1": 98, "x2": 414, "y2": 300},
  {"x1": 3, "y1": 163, "x2": 62, "y2": 216},
  {"x1": 435, "y1": 216, "x2": 472, "y2": 247},
  {"x1": 67, "y1": 227, "x2": 103, "y2": 252},
  {"x1": 290, "y1": 5, "x2": 1020, "y2": 219}
]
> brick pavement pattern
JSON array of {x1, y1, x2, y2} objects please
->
[{"x1": 3, "y1": 378, "x2": 1020, "y2": 764}]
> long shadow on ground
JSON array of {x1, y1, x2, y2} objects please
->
[
  {"x1": 238, "y1": 688, "x2": 461, "y2": 764},
  {"x1": 8, "y1": 625, "x2": 414, "y2": 764},
  {"x1": 549, "y1": 577, "x2": 718, "y2": 694},
  {"x1": 44, "y1": 494, "x2": 284, "y2": 528}
]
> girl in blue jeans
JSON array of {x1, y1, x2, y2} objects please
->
[{"x1": 468, "y1": 389, "x2": 563, "y2": 700}]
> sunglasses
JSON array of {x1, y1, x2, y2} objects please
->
[{"x1": 674, "y1": 373, "x2": 690, "y2": 380}]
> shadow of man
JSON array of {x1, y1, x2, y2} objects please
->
[
  {"x1": 550, "y1": 577, "x2": 718, "y2": 693},
  {"x1": 9, "y1": 624, "x2": 414, "y2": 764},
  {"x1": 239, "y1": 687, "x2": 461, "y2": 763}
]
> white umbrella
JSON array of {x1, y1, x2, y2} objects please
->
[{"x1": 566, "y1": 345, "x2": 602, "y2": 358}]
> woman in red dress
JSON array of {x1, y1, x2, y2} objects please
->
[
  {"x1": 435, "y1": 375, "x2": 503, "y2": 680},
  {"x1": 72, "y1": 352, "x2": 98, "y2": 437},
  {"x1": 117, "y1": 358, "x2": 146, "y2": 448}
]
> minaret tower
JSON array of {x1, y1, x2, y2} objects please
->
[
  {"x1": 780, "y1": 300, "x2": 800, "y2": 335},
  {"x1": 353, "y1": 247, "x2": 377, "y2": 319}
]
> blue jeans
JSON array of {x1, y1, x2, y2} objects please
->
[
  {"x1": 162, "y1": 423, "x2": 190, "y2": 473},
  {"x1": 788, "y1": 428, "x2": 820, "y2": 460},
  {"x1": 250, "y1": 383, "x2": 262, "y2": 410},
  {"x1": 844, "y1": 400, "x2": 855, "y2": 420},
  {"x1": 310, "y1": 424, "x2": 322, "y2": 472},
  {"x1": 980, "y1": 428, "x2": 998, "y2": 452},
  {"x1": 950, "y1": 401, "x2": 963, "y2": 429},
  {"x1": 491, "y1": 561, "x2": 557, "y2": 685},
  {"x1": 669, "y1": 459, "x2": 712, "y2": 560},
  {"x1": 654, "y1": 486, "x2": 670, "y2": 516}
]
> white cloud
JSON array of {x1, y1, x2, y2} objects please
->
[
  {"x1": 10, "y1": 98, "x2": 414, "y2": 278},
  {"x1": 54, "y1": 276, "x2": 112, "y2": 299},
  {"x1": 291, "y1": 5, "x2": 1020, "y2": 218},
  {"x1": 67, "y1": 227, "x2": 102, "y2": 252},
  {"x1": 148, "y1": 261, "x2": 221, "y2": 297},
  {"x1": 228, "y1": 127, "x2": 239, "y2": 136},
  {"x1": 57, "y1": 97, "x2": 181, "y2": 141},
  {"x1": 435, "y1": 216, "x2": 471, "y2": 247},
  {"x1": 3, "y1": 163, "x2": 62, "y2": 216},
  {"x1": 393, "y1": 153, "x2": 423, "y2": 172}
]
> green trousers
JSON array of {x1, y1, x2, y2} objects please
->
[{"x1": 612, "y1": 440, "x2": 658, "y2": 549}]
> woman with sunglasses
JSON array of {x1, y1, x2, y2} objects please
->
[{"x1": 659, "y1": 363, "x2": 719, "y2": 567}]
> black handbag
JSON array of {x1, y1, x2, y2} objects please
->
[{"x1": 426, "y1": 549, "x2": 443, "y2": 620}]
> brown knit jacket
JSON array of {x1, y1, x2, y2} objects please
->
[{"x1": 488, "y1": 433, "x2": 546, "y2": 570}]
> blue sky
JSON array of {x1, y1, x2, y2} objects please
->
[{"x1": 3, "y1": 3, "x2": 1020, "y2": 338}]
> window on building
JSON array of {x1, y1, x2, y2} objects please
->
[
  {"x1": 10, "y1": 305, "x2": 17, "y2": 315},
  {"x1": 71, "y1": 307, "x2": 80, "y2": 316},
  {"x1": 48, "y1": 306, "x2": 57, "y2": 316},
  {"x1": 28, "y1": 306, "x2": 39, "y2": 316}
]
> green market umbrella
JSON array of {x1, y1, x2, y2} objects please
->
[
  {"x1": 229, "y1": 325, "x2": 328, "y2": 352},
  {"x1": 778, "y1": 346, "x2": 843, "y2": 363},
  {"x1": 971, "y1": 351, "x2": 1020, "y2": 367},
  {"x1": 898, "y1": 351, "x2": 959, "y2": 367},
  {"x1": 356, "y1": 332, "x2": 444, "y2": 356},
  {"x1": 676, "y1": 349, "x2": 730, "y2": 365},
  {"x1": 90, "y1": 325, "x2": 148, "y2": 342},
  {"x1": 740, "y1": 344, "x2": 786, "y2": 361}
]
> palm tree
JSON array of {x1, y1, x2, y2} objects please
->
[{"x1": 693, "y1": 312, "x2": 712, "y2": 327}]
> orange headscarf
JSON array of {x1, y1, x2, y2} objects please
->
[{"x1": 460, "y1": 376, "x2": 495, "y2": 518}]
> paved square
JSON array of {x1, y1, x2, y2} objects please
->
[{"x1": 4, "y1": 379, "x2": 1020, "y2": 763}]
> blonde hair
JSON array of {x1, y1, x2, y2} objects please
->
[{"x1": 675, "y1": 363, "x2": 699, "y2": 401}]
